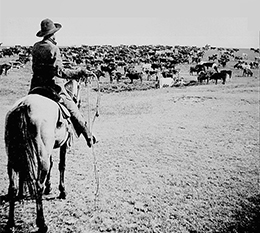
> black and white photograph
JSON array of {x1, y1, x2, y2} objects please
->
[{"x1": 0, "y1": 0, "x2": 259, "y2": 232}]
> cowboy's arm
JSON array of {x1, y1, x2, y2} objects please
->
[
  {"x1": 53, "y1": 46, "x2": 90, "y2": 80},
  {"x1": 60, "y1": 68, "x2": 86, "y2": 80}
]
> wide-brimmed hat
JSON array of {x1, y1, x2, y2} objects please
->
[{"x1": 36, "y1": 18, "x2": 62, "y2": 37}]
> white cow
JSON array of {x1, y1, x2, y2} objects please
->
[{"x1": 157, "y1": 77, "x2": 175, "y2": 88}]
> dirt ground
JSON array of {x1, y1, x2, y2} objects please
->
[{"x1": 0, "y1": 59, "x2": 259, "y2": 233}]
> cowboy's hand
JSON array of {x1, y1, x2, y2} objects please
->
[
  {"x1": 87, "y1": 135, "x2": 97, "y2": 148},
  {"x1": 78, "y1": 67, "x2": 92, "y2": 76},
  {"x1": 77, "y1": 68, "x2": 93, "y2": 83}
]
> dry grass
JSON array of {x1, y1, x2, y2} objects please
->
[{"x1": 0, "y1": 51, "x2": 259, "y2": 232}]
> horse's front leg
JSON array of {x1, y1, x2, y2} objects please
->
[
  {"x1": 58, "y1": 145, "x2": 67, "y2": 199},
  {"x1": 44, "y1": 155, "x2": 53, "y2": 195}
]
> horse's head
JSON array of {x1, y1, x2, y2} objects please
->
[
  {"x1": 65, "y1": 79, "x2": 82, "y2": 107},
  {"x1": 64, "y1": 70, "x2": 98, "y2": 108}
]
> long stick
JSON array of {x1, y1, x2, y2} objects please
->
[{"x1": 86, "y1": 73, "x2": 100, "y2": 210}]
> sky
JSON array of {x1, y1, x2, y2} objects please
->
[{"x1": 0, "y1": 0, "x2": 259, "y2": 48}]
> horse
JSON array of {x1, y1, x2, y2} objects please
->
[{"x1": 4, "y1": 74, "x2": 94, "y2": 233}]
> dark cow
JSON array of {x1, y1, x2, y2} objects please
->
[
  {"x1": 151, "y1": 63, "x2": 161, "y2": 70},
  {"x1": 144, "y1": 69, "x2": 157, "y2": 81},
  {"x1": 125, "y1": 71, "x2": 143, "y2": 84},
  {"x1": 161, "y1": 68, "x2": 179, "y2": 79},
  {"x1": 197, "y1": 70, "x2": 214, "y2": 84},
  {"x1": 234, "y1": 62, "x2": 244, "y2": 69},
  {"x1": 201, "y1": 62, "x2": 215, "y2": 69},
  {"x1": 94, "y1": 69, "x2": 106, "y2": 81},
  {"x1": 112, "y1": 71, "x2": 124, "y2": 82},
  {"x1": 101, "y1": 63, "x2": 117, "y2": 83},
  {"x1": 190, "y1": 64, "x2": 205, "y2": 75},
  {"x1": 220, "y1": 69, "x2": 232, "y2": 79},
  {"x1": 0, "y1": 63, "x2": 12, "y2": 75},
  {"x1": 249, "y1": 61, "x2": 258, "y2": 69},
  {"x1": 209, "y1": 72, "x2": 227, "y2": 84},
  {"x1": 208, "y1": 54, "x2": 218, "y2": 61},
  {"x1": 243, "y1": 68, "x2": 253, "y2": 77}
]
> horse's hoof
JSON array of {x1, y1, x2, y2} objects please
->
[
  {"x1": 44, "y1": 186, "x2": 52, "y2": 195},
  {"x1": 58, "y1": 192, "x2": 66, "y2": 199},
  {"x1": 5, "y1": 223, "x2": 15, "y2": 233},
  {"x1": 38, "y1": 224, "x2": 48, "y2": 233}
]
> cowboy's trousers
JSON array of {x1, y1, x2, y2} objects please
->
[{"x1": 59, "y1": 86, "x2": 92, "y2": 145}]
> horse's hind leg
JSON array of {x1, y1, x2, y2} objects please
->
[
  {"x1": 35, "y1": 181, "x2": 48, "y2": 233},
  {"x1": 58, "y1": 144, "x2": 67, "y2": 199},
  {"x1": 6, "y1": 163, "x2": 16, "y2": 231},
  {"x1": 44, "y1": 155, "x2": 53, "y2": 195},
  {"x1": 35, "y1": 144, "x2": 50, "y2": 232}
]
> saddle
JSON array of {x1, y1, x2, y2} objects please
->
[{"x1": 28, "y1": 86, "x2": 82, "y2": 139}]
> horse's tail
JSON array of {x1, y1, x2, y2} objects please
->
[{"x1": 5, "y1": 104, "x2": 38, "y2": 196}]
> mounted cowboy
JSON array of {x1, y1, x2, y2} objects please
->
[{"x1": 29, "y1": 18, "x2": 95, "y2": 147}]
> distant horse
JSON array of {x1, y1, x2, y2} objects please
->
[{"x1": 4, "y1": 74, "x2": 93, "y2": 233}]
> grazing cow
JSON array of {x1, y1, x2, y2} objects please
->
[
  {"x1": 209, "y1": 72, "x2": 227, "y2": 84},
  {"x1": 125, "y1": 71, "x2": 143, "y2": 84},
  {"x1": 220, "y1": 69, "x2": 232, "y2": 79},
  {"x1": 241, "y1": 63, "x2": 251, "y2": 70},
  {"x1": 0, "y1": 63, "x2": 12, "y2": 75},
  {"x1": 190, "y1": 66, "x2": 198, "y2": 75},
  {"x1": 161, "y1": 68, "x2": 179, "y2": 79},
  {"x1": 234, "y1": 62, "x2": 243, "y2": 69},
  {"x1": 200, "y1": 61, "x2": 215, "y2": 69},
  {"x1": 191, "y1": 56, "x2": 201, "y2": 64},
  {"x1": 199, "y1": 61, "x2": 219, "y2": 72},
  {"x1": 208, "y1": 54, "x2": 218, "y2": 61},
  {"x1": 249, "y1": 61, "x2": 258, "y2": 69},
  {"x1": 144, "y1": 69, "x2": 157, "y2": 81},
  {"x1": 197, "y1": 71, "x2": 215, "y2": 84},
  {"x1": 189, "y1": 64, "x2": 205, "y2": 75},
  {"x1": 151, "y1": 63, "x2": 161, "y2": 70},
  {"x1": 142, "y1": 63, "x2": 158, "y2": 81},
  {"x1": 111, "y1": 71, "x2": 124, "y2": 82},
  {"x1": 157, "y1": 77, "x2": 175, "y2": 88},
  {"x1": 243, "y1": 68, "x2": 253, "y2": 77},
  {"x1": 93, "y1": 69, "x2": 106, "y2": 81},
  {"x1": 101, "y1": 63, "x2": 117, "y2": 83}
]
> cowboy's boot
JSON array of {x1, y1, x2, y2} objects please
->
[{"x1": 70, "y1": 115, "x2": 95, "y2": 147}]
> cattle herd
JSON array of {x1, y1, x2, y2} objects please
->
[{"x1": 0, "y1": 44, "x2": 259, "y2": 90}]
